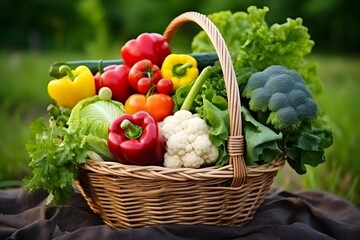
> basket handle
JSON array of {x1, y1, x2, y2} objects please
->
[{"x1": 163, "y1": 12, "x2": 247, "y2": 187}]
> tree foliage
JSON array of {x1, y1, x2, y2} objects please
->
[{"x1": 0, "y1": 0, "x2": 358, "y2": 54}]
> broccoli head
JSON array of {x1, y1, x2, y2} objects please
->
[{"x1": 243, "y1": 65, "x2": 317, "y2": 130}]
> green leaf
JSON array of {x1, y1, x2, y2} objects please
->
[
  {"x1": 83, "y1": 134, "x2": 113, "y2": 160},
  {"x1": 297, "y1": 133, "x2": 322, "y2": 151},
  {"x1": 284, "y1": 121, "x2": 333, "y2": 174},
  {"x1": 24, "y1": 117, "x2": 88, "y2": 204},
  {"x1": 197, "y1": 97, "x2": 229, "y2": 167},
  {"x1": 241, "y1": 107, "x2": 283, "y2": 165}
]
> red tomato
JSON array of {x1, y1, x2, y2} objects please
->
[
  {"x1": 137, "y1": 77, "x2": 152, "y2": 94},
  {"x1": 128, "y1": 59, "x2": 162, "y2": 93},
  {"x1": 156, "y1": 78, "x2": 173, "y2": 95}
]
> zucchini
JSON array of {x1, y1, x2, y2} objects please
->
[{"x1": 49, "y1": 52, "x2": 218, "y2": 78}]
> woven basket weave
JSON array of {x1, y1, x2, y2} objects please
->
[{"x1": 76, "y1": 11, "x2": 285, "y2": 229}]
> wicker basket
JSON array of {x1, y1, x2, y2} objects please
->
[{"x1": 76, "y1": 11, "x2": 285, "y2": 229}]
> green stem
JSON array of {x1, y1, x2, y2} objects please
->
[
  {"x1": 59, "y1": 65, "x2": 76, "y2": 80},
  {"x1": 121, "y1": 119, "x2": 142, "y2": 139},
  {"x1": 174, "y1": 62, "x2": 193, "y2": 76},
  {"x1": 180, "y1": 66, "x2": 211, "y2": 111},
  {"x1": 98, "y1": 59, "x2": 104, "y2": 74},
  {"x1": 145, "y1": 84, "x2": 156, "y2": 98}
]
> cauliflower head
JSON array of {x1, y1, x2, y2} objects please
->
[
  {"x1": 160, "y1": 110, "x2": 219, "y2": 168},
  {"x1": 243, "y1": 65, "x2": 318, "y2": 130}
]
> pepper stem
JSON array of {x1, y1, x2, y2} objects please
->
[
  {"x1": 59, "y1": 65, "x2": 76, "y2": 81},
  {"x1": 121, "y1": 119, "x2": 143, "y2": 139},
  {"x1": 174, "y1": 62, "x2": 193, "y2": 76}
]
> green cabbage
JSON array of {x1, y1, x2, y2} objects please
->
[{"x1": 67, "y1": 94, "x2": 125, "y2": 160}]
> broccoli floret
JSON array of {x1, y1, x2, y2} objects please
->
[{"x1": 243, "y1": 65, "x2": 317, "y2": 130}]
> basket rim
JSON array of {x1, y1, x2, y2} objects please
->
[{"x1": 79, "y1": 155, "x2": 285, "y2": 181}]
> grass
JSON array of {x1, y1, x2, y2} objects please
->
[
  {"x1": 306, "y1": 55, "x2": 360, "y2": 205},
  {"x1": 1, "y1": 51, "x2": 359, "y2": 207}
]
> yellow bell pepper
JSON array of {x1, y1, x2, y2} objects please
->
[
  {"x1": 160, "y1": 54, "x2": 199, "y2": 91},
  {"x1": 47, "y1": 65, "x2": 96, "y2": 108}
]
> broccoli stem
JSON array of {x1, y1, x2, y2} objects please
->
[{"x1": 180, "y1": 66, "x2": 211, "y2": 111}]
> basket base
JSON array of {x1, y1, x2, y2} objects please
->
[{"x1": 76, "y1": 158, "x2": 285, "y2": 229}]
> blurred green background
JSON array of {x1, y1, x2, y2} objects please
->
[{"x1": 1, "y1": 0, "x2": 359, "y2": 207}]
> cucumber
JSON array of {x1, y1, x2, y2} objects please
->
[{"x1": 49, "y1": 52, "x2": 218, "y2": 78}]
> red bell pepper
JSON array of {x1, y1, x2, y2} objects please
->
[
  {"x1": 128, "y1": 59, "x2": 162, "y2": 94},
  {"x1": 108, "y1": 111, "x2": 165, "y2": 166},
  {"x1": 94, "y1": 64, "x2": 132, "y2": 104},
  {"x1": 120, "y1": 33, "x2": 171, "y2": 68}
]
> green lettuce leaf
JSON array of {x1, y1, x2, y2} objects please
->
[
  {"x1": 284, "y1": 116, "x2": 333, "y2": 174},
  {"x1": 241, "y1": 107, "x2": 283, "y2": 165},
  {"x1": 78, "y1": 118, "x2": 114, "y2": 160},
  {"x1": 198, "y1": 97, "x2": 230, "y2": 167}
]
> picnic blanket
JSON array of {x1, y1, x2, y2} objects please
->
[{"x1": 1, "y1": 187, "x2": 359, "y2": 240}]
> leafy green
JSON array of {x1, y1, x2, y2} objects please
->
[
  {"x1": 283, "y1": 115, "x2": 333, "y2": 174},
  {"x1": 190, "y1": 61, "x2": 258, "y2": 101},
  {"x1": 241, "y1": 107, "x2": 283, "y2": 165},
  {"x1": 198, "y1": 97, "x2": 229, "y2": 167},
  {"x1": 173, "y1": 62, "x2": 255, "y2": 112},
  {"x1": 24, "y1": 93, "x2": 125, "y2": 204},
  {"x1": 24, "y1": 117, "x2": 87, "y2": 204},
  {"x1": 191, "y1": 6, "x2": 323, "y2": 96},
  {"x1": 67, "y1": 94, "x2": 124, "y2": 135},
  {"x1": 77, "y1": 118, "x2": 113, "y2": 160},
  {"x1": 67, "y1": 94, "x2": 124, "y2": 160}
]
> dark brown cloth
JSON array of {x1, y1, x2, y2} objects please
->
[{"x1": 0, "y1": 187, "x2": 359, "y2": 240}]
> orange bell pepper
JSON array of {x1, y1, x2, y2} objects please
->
[{"x1": 124, "y1": 93, "x2": 174, "y2": 122}]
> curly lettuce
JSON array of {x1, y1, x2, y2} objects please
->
[{"x1": 191, "y1": 6, "x2": 322, "y2": 96}]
